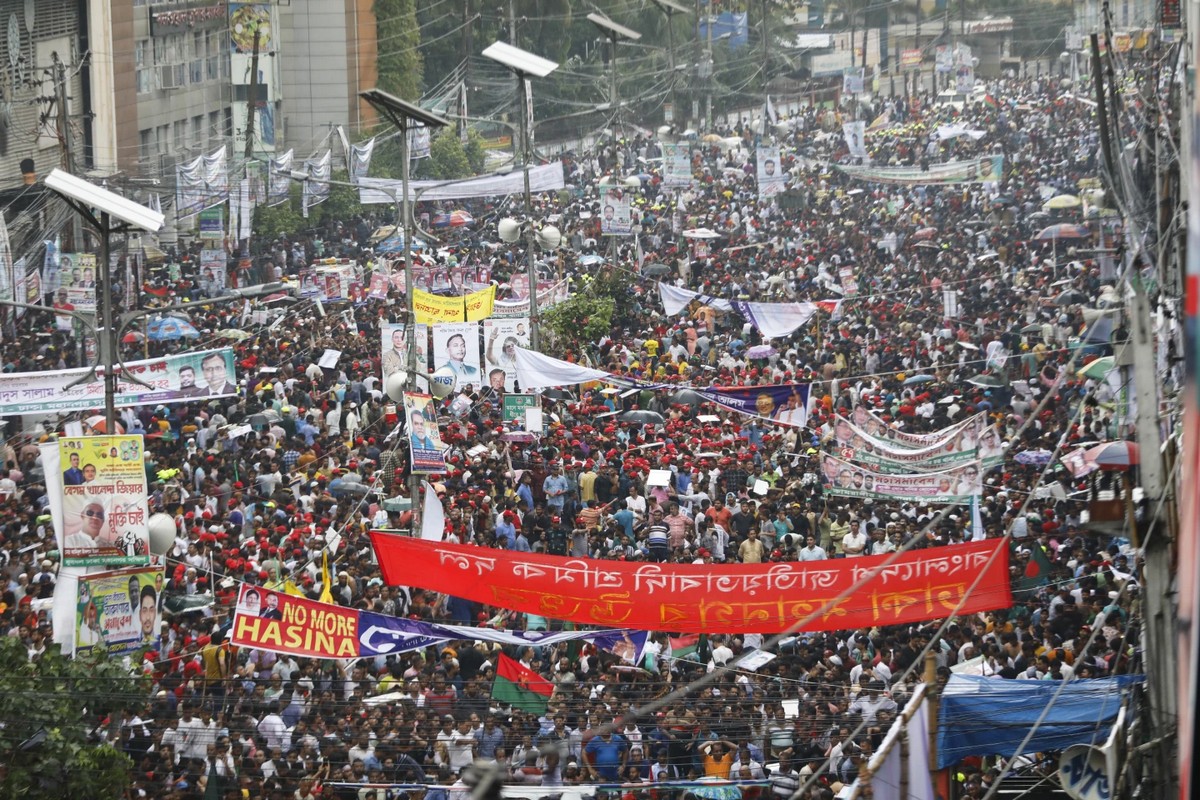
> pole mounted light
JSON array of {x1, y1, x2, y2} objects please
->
[{"x1": 482, "y1": 41, "x2": 559, "y2": 351}]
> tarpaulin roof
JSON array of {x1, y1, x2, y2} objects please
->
[{"x1": 936, "y1": 673, "x2": 1143, "y2": 768}]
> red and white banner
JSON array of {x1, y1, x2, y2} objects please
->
[{"x1": 369, "y1": 535, "x2": 1011, "y2": 634}]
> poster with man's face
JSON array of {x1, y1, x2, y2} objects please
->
[
  {"x1": 601, "y1": 189, "x2": 633, "y2": 236},
  {"x1": 431, "y1": 322, "x2": 482, "y2": 392},
  {"x1": 381, "y1": 322, "x2": 429, "y2": 390},
  {"x1": 756, "y1": 145, "x2": 785, "y2": 199},
  {"x1": 482, "y1": 318, "x2": 530, "y2": 392}
]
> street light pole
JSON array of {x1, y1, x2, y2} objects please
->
[{"x1": 651, "y1": 0, "x2": 691, "y2": 128}]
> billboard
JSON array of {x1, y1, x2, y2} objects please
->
[
  {"x1": 404, "y1": 392, "x2": 447, "y2": 474},
  {"x1": 76, "y1": 567, "x2": 164, "y2": 655}
]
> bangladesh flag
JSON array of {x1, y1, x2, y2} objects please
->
[
  {"x1": 668, "y1": 634, "x2": 708, "y2": 662},
  {"x1": 493, "y1": 653, "x2": 553, "y2": 714},
  {"x1": 1024, "y1": 543, "x2": 1054, "y2": 584}
]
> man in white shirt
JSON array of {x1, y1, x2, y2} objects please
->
[
  {"x1": 798, "y1": 535, "x2": 827, "y2": 561},
  {"x1": 257, "y1": 701, "x2": 288, "y2": 753},
  {"x1": 842, "y1": 528, "x2": 868, "y2": 557}
]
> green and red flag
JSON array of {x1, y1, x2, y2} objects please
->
[
  {"x1": 493, "y1": 653, "x2": 553, "y2": 714},
  {"x1": 1024, "y1": 543, "x2": 1054, "y2": 584}
]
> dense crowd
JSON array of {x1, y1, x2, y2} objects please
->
[{"x1": 0, "y1": 72, "x2": 1149, "y2": 800}]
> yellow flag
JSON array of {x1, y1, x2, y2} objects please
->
[
  {"x1": 283, "y1": 580, "x2": 305, "y2": 598},
  {"x1": 319, "y1": 552, "x2": 335, "y2": 604},
  {"x1": 465, "y1": 285, "x2": 496, "y2": 321}
]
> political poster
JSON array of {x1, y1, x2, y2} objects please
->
[
  {"x1": 199, "y1": 249, "x2": 227, "y2": 296},
  {"x1": 697, "y1": 383, "x2": 811, "y2": 428},
  {"x1": 371, "y1": 534, "x2": 1012, "y2": 634},
  {"x1": 58, "y1": 435, "x2": 150, "y2": 567},
  {"x1": 483, "y1": 318, "x2": 530, "y2": 392},
  {"x1": 403, "y1": 392, "x2": 447, "y2": 473},
  {"x1": 431, "y1": 322, "x2": 483, "y2": 391},
  {"x1": 413, "y1": 288, "x2": 465, "y2": 324},
  {"x1": 842, "y1": 67, "x2": 865, "y2": 94},
  {"x1": 756, "y1": 145, "x2": 785, "y2": 199},
  {"x1": 58, "y1": 252, "x2": 97, "y2": 310},
  {"x1": 819, "y1": 452, "x2": 983, "y2": 504},
  {"x1": 837, "y1": 156, "x2": 1003, "y2": 185},
  {"x1": 662, "y1": 142, "x2": 693, "y2": 188},
  {"x1": 75, "y1": 567, "x2": 164, "y2": 655},
  {"x1": 600, "y1": 189, "x2": 633, "y2": 236},
  {"x1": 368, "y1": 271, "x2": 390, "y2": 300},
  {"x1": 840, "y1": 406, "x2": 983, "y2": 450},
  {"x1": 0, "y1": 348, "x2": 239, "y2": 415},
  {"x1": 843, "y1": 121, "x2": 868, "y2": 160},
  {"x1": 831, "y1": 414, "x2": 1004, "y2": 472}
]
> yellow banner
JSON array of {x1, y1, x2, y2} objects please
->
[
  {"x1": 465, "y1": 285, "x2": 496, "y2": 322},
  {"x1": 413, "y1": 288, "x2": 465, "y2": 324}
]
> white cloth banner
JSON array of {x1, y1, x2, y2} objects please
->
[
  {"x1": 732, "y1": 300, "x2": 818, "y2": 339},
  {"x1": 658, "y1": 283, "x2": 734, "y2": 316},
  {"x1": 302, "y1": 150, "x2": 332, "y2": 218},
  {"x1": 268, "y1": 149, "x2": 293, "y2": 206},
  {"x1": 350, "y1": 138, "x2": 375, "y2": 183},
  {"x1": 936, "y1": 124, "x2": 988, "y2": 141},
  {"x1": 420, "y1": 480, "x2": 445, "y2": 542},
  {"x1": 357, "y1": 162, "x2": 565, "y2": 204},
  {"x1": 514, "y1": 347, "x2": 611, "y2": 391}
]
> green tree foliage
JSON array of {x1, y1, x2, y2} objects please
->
[
  {"x1": 375, "y1": 0, "x2": 423, "y2": 101},
  {"x1": 541, "y1": 292, "x2": 614, "y2": 352},
  {"x1": 0, "y1": 637, "x2": 148, "y2": 800},
  {"x1": 252, "y1": 186, "x2": 303, "y2": 240},
  {"x1": 416, "y1": 130, "x2": 471, "y2": 180}
]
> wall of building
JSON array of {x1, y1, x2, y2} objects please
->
[{"x1": 278, "y1": 0, "x2": 351, "y2": 157}]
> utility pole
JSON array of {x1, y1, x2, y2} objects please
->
[
  {"x1": 759, "y1": 0, "x2": 769, "y2": 131},
  {"x1": 243, "y1": 30, "x2": 261, "y2": 161},
  {"x1": 53, "y1": 53, "x2": 83, "y2": 250},
  {"x1": 508, "y1": 0, "x2": 517, "y2": 47}
]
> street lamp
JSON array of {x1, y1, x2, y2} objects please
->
[
  {"x1": 43, "y1": 168, "x2": 164, "y2": 431},
  {"x1": 649, "y1": 0, "x2": 691, "y2": 126},
  {"x1": 586, "y1": 12, "x2": 642, "y2": 135},
  {"x1": 482, "y1": 41, "x2": 559, "y2": 351}
]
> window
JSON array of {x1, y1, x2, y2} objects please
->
[
  {"x1": 139, "y1": 129, "x2": 153, "y2": 164},
  {"x1": 190, "y1": 31, "x2": 203, "y2": 83},
  {"x1": 173, "y1": 120, "x2": 186, "y2": 152},
  {"x1": 192, "y1": 115, "x2": 204, "y2": 147},
  {"x1": 135, "y1": 40, "x2": 153, "y2": 93}
]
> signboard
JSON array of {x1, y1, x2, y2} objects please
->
[
  {"x1": 502, "y1": 394, "x2": 538, "y2": 422},
  {"x1": 75, "y1": 567, "x2": 164, "y2": 655},
  {"x1": 59, "y1": 435, "x2": 150, "y2": 567},
  {"x1": 601, "y1": 189, "x2": 633, "y2": 236},
  {"x1": 900, "y1": 49, "x2": 922, "y2": 69},
  {"x1": 198, "y1": 207, "x2": 224, "y2": 241}
]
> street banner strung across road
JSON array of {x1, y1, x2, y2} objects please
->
[
  {"x1": 837, "y1": 156, "x2": 1003, "y2": 185},
  {"x1": 840, "y1": 406, "x2": 982, "y2": 450},
  {"x1": 0, "y1": 348, "x2": 238, "y2": 414},
  {"x1": 230, "y1": 583, "x2": 648, "y2": 660},
  {"x1": 820, "y1": 452, "x2": 984, "y2": 503},
  {"x1": 75, "y1": 566, "x2": 164, "y2": 656},
  {"x1": 369, "y1": 534, "x2": 1012, "y2": 634},
  {"x1": 831, "y1": 414, "x2": 1004, "y2": 472},
  {"x1": 698, "y1": 383, "x2": 811, "y2": 428}
]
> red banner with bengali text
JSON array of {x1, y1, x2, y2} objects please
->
[
  {"x1": 369, "y1": 534, "x2": 1011, "y2": 634},
  {"x1": 230, "y1": 584, "x2": 360, "y2": 658}
]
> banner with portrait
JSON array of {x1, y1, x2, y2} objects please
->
[
  {"x1": 819, "y1": 452, "x2": 983, "y2": 504},
  {"x1": 380, "y1": 322, "x2": 429, "y2": 386},
  {"x1": 699, "y1": 383, "x2": 811, "y2": 428},
  {"x1": 199, "y1": 249, "x2": 227, "y2": 296},
  {"x1": 369, "y1": 535, "x2": 1012, "y2": 634},
  {"x1": 832, "y1": 413, "x2": 1004, "y2": 471},
  {"x1": 58, "y1": 252, "x2": 97, "y2": 310},
  {"x1": 403, "y1": 392, "x2": 447, "y2": 473},
  {"x1": 838, "y1": 156, "x2": 1004, "y2": 185},
  {"x1": 0, "y1": 348, "x2": 239, "y2": 415},
  {"x1": 483, "y1": 318, "x2": 530, "y2": 392},
  {"x1": 75, "y1": 567, "x2": 164, "y2": 655},
  {"x1": 600, "y1": 189, "x2": 633, "y2": 236},
  {"x1": 756, "y1": 145, "x2": 785, "y2": 199},
  {"x1": 58, "y1": 436, "x2": 150, "y2": 567},
  {"x1": 431, "y1": 322, "x2": 482, "y2": 391},
  {"x1": 840, "y1": 407, "x2": 982, "y2": 450},
  {"x1": 662, "y1": 143, "x2": 693, "y2": 188}
]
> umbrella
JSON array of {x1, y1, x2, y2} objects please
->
[
  {"x1": 1020, "y1": 323, "x2": 1043, "y2": 334},
  {"x1": 701, "y1": 133, "x2": 723, "y2": 143},
  {"x1": 1084, "y1": 441, "x2": 1139, "y2": 470},
  {"x1": 85, "y1": 415, "x2": 125, "y2": 435},
  {"x1": 1014, "y1": 449, "x2": 1053, "y2": 466},
  {"x1": 1078, "y1": 356, "x2": 1116, "y2": 380},
  {"x1": 682, "y1": 228, "x2": 721, "y2": 240},
  {"x1": 121, "y1": 331, "x2": 145, "y2": 344},
  {"x1": 913, "y1": 241, "x2": 941, "y2": 250},
  {"x1": 578, "y1": 254, "x2": 605, "y2": 266},
  {"x1": 671, "y1": 389, "x2": 707, "y2": 408},
  {"x1": 375, "y1": 233, "x2": 426, "y2": 253},
  {"x1": 1044, "y1": 194, "x2": 1081, "y2": 210},
  {"x1": 430, "y1": 209, "x2": 474, "y2": 228},
  {"x1": 642, "y1": 262, "x2": 672, "y2": 277},
  {"x1": 912, "y1": 226, "x2": 938, "y2": 241},
  {"x1": 966, "y1": 374, "x2": 1005, "y2": 388},
  {"x1": 147, "y1": 317, "x2": 200, "y2": 341},
  {"x1": 619, "y1": 410, "x2": 666, "y2": 426},
  {"x1": 903, "y1": 374, "x2": 935, "y2": 385},
  {"x1": 1035, "y1": 223, "x2": 1091, "y2": 241},
  {"x1": 369, "y1": 225, "x2": 398, "y2": 243},
  {"x1": 746, "y1": 344, "x2": 777, "y2": 359},
  {"x1": 1055, "y1": 289, "x2": 1090, "y2": 306},
  {"x1": 216, "y1": 329, "x2": 252, "y2": 341}
]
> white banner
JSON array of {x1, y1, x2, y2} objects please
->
[
  {"x1": 658, "y1": 283, "x2": 734, "y2": 316},
  {"x1": 0, "y1": 348, "x2": 239, "y2": 414},
  {"x1": 268, "y1": 149, "x2": 293, "y2": 206},
  {"x1": 514, "y1": 347, "x2": 610, "y2": 391},
  {"x1": 357, "y1": 162, "x2": 566, "y2": 204},
  {"x1": 350, "y1": 137, "x2": 375, "y2": 183},
  {"x1": 302, "y1": 150, "x2": 332, "y2": 218},
  {"x1": 176, "y1": 145, "x2": 229, "y2": 218},
  {"x1": 493, "y1": 281, "x2": 569, "y2": 317}
]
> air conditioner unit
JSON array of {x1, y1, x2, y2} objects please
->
[{"x1": 159, "y1": 65, "x2": 179, "y2": 90}]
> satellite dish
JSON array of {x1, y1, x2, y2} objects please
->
[
  {"x1": 498, "y1": 218, "x2": 523, "y2": 244},
  {"x1": 536, "y1": 225, "x2": 562, "y2": 250}
]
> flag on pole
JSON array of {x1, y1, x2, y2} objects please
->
[
  {"x1": 1023, "y1": 542, "x2": 1054, "y2": 585},
  {"x1": 420, "y1": 480, "x2": 445, "y2": 541},
  {"x1": 319, "y1": 551, "x2": 335, "y2": 604},
  {"x1": 492, "y1": 653, "x2": 554, "y2": 713}
]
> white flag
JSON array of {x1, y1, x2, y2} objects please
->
[{"x1": 420, "y1": 480, "x2": 445, "y2": 541}]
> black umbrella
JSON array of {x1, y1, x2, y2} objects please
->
[
  {"x1": 619, "y1": 410, "x2": 665, "y2": 426},
  {"x1": 642, "y1": 262, "x2": 672, "y2": 277},
  {"x1": 671, "y1": 389, "x2": 707, "y2": 408},
  {"x1": 1055, "y1": 290, "x2": 1089, "y2": 306},
  {"x1": 542, "y1": 389, "x2": 574, "y2": 402}
]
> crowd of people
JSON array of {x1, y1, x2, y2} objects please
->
[{"x1": 0, "y1": 70, "x2": 1151, "y2": 800}]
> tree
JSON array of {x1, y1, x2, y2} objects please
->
[
  {"x1": 417, "y1": 130, "x2": 470, "y2": 180},
  {"x1": 375, "y1": 0, "x2": 423, "y2": 100},
  {"x1": 0, "y1": 637, "x2": 149, "y2": 800}
]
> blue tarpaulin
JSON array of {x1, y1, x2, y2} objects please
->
[{"x1": 936, "y1": 674, "x2": 1142, "y2": 768}]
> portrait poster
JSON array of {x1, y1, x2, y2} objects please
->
[
  {"x1": 600, "y1": 189, "x2": 633, "y2": 236},
  {"x1": 819, "y1": 452, "x2": 984, "y2": 504},
  {"x1": 403, "y1": 392, "x2": 447, "y2": 473},
  {"x1": 58, "y1": 435, "x2": 150, "y2": 567},
  {"x1": 482, "y1": 317, "x2": 530, "y2": 392},
  {"x1": 75, "y1": 566, "x2": 164, "y2": 656},
  {"x1": 756, "y1": 145, "x2": 785, "y2": 199},
  {"x1": 431, "y1": 322, "x2": 482, "y2": 391},
  {"x1": 380, "y1": 322, "x2": 429, "y2": 391}
]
